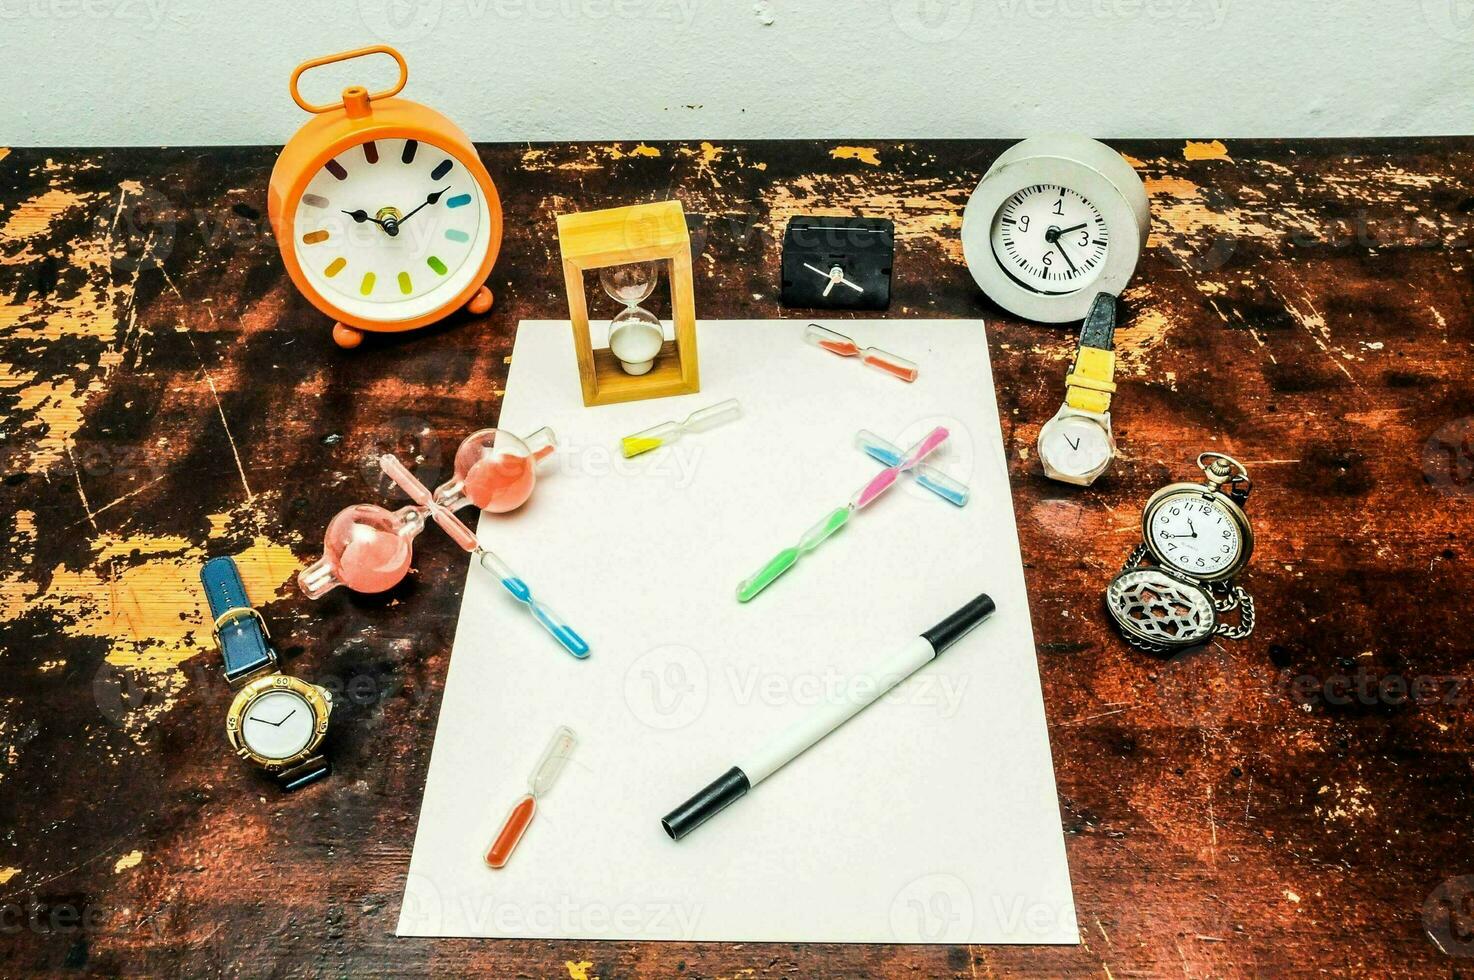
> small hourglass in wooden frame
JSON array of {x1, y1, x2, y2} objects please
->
[{"x1": 556, "y1": 200, "x2": 701, "y2": 406}]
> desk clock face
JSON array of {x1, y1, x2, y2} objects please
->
[
  {"x1": 292, "y1": 137, "x2": 490, "y2": 322},
  {"x1": 991, "y1": 184, "x2": 1109, "y2": 295}
]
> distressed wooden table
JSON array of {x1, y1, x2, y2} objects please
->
[{"x1": 1, "y1": 138, "x2": 1471, "y2": 978}]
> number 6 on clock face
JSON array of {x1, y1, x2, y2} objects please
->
[{"x1": 1142, "y1": 488, "x2": 1253, "y2": 582}]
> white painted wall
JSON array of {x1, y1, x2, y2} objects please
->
[{"x1": 5, "y1": 0, "x2": 1473, "y2": 145}]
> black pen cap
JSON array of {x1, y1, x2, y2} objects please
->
[
  {"x1": 662, "y1": 766, "x2": 750, "y2": 840},
  {"x1": 922, "y1": 593, "x2": 996, "y2": 655}
]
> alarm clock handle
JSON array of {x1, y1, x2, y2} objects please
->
[{"x1": 289, "y1": 46, "x2": 408, "y2": 116}]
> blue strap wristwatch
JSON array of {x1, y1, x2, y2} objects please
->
[{"x1": 202, "y1": 557, "x2": 332, "y2": 791}]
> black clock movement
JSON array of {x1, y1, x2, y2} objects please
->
[{"x1": 780, "y1": 215, "x2": 894, "y2": 311}]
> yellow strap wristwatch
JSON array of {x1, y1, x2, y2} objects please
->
[{"x1": 1038, "y1": 293, "x2": 1119, "y2": 486}]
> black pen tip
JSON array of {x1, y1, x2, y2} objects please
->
[{"x1": 922, "y1": 593, "x2": 996, "y2": 654}]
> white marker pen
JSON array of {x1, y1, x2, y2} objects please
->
[{"x1": 661, "y1": 592, "x2": 997, "y2": 840}]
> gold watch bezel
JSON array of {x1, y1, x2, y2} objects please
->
[
  {"x1": 1141, "y1": 481, "x2": 1254, "y2": 583},
  {"x1": 225, "y1": 674, "x2": 331, "y2": 771}
]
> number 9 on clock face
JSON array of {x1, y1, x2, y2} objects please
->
[{"x1": 1143, "y1": 488, "x2": 1251, "y2": 581}]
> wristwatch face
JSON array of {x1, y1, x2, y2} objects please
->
[
  {"x1": 226, "y1": 675, "x2": 330, "y2": 768},
  {"x1": 1143, "y1": 487, "x2": 1251, "y2": 581},
  {"x1": 239, "y1": 689, "x2": 316, "y2": 760},
  {"x1": 1039, "y1": 413, "x2": 1113, "y2": 484}
]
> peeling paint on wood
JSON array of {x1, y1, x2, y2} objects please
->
[{"x1": 0, "y1": 138, "x2": 1471, "y2": 977}]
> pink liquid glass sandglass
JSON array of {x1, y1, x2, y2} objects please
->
[
  {"x1": 434, "y1": 427, "x2": 557, "y2": 515},
  {"x1": 298, "y1": 503, "x2": 426, "y2": 599}
]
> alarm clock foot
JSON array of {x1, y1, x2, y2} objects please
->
[
  {"x1": 331, "y1": 323, "x2": 365, "y2": 349},
  {"x1": 467, "y1": 285, "x2": 493, "y2": 316}
]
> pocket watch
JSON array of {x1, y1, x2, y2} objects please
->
[
  {"x1": 1038, "y1": 292, "x2": 1118, "y2": 486},
  {"x1": 202, "y1": 557, "x2": 333, "y2": 790},
  {"x1": 1104, "y1": 453, "x2": 1257, "y2": 652}
]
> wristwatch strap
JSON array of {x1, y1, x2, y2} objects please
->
[
  {"x1": 1065, "y1": 292, "x2": 1118, "y2": 415},
  {"x1": 278, "y1": 754, "x2": 331, "y2": 791},
  {"x1": 201, "y1": 556, "x2": 276, "y2": 685}
]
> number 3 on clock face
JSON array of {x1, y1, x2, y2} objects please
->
[{"x1": 1144, "y1": 489, "x2": 1250, "y2": 581}]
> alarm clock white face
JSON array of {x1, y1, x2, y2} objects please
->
[
  {"x1": 1148, "y1": 491, "x2": 1242, "y2": 577},
  {"x1": 292, "y1": 137, "x2": 491, "y2": 322},
  {"x1": 239, "y1": 689, "x2": 316, "y2": 761},
  {"x1": 990, "y1": 184, "x2": 1109, "y2": 295}
]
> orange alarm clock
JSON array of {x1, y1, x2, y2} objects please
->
[{"x1": 267, "y1": 46, "x2": 503, "y2": 348}]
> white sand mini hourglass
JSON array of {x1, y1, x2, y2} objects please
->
[{"x1": 600, "y1": 261, "x2": 665, "y2": 375}]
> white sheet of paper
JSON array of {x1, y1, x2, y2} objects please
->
[{"x1": 397, "y1": 319, "x2": 1078, "y2": 944}]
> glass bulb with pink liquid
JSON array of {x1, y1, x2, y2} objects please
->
[
  {"x1": 434, "y1": 426, "x2": 556, "y2": 515},
  {"x1": 298, "y1": 503, "x2": 425, "y2": 599}
]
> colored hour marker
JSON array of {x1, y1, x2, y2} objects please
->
[
  {"x1": 360, "y1": 272, "x2": 375, "y2": 295},
  {"x1": 446, "y1": 193, "x2": 471, "y2": 209},
  {"x1": 426, "y1": 255, "x2": 448, "y2": 275},
  {"x1": 398, "y1": 271, "x2": 413, "y2": 294},
  {"x1": 431, "y1": 159, "x2": 453, "y2": 181},
  {"x1": 302, "y1": 193, "x2": 330, "y2": 209},
  {"x1": 301, "y1": 229, "x2": 329, "y2": 245},
  {"x1": 325, "y1": 159, "x2": 348, "y2": 181},
  {"x1": 324, "y1": 257, "x2": 346, "y2": 278},
  {"x1": 402, "y1": 139, "x2": 418, "y2": 164},
  {"x1": 363, "y1": 141, "x2": 379, "y2": 164},
  {"x1": 444, "y1": 228, "x2": 470, "y2": 243}
]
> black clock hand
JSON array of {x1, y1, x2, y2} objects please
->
[
  {"x1": 1054, "y1": 240, "x2": 1079, "y2": 274},
  {"x1": 1042, "y1": 225, "x2": 1081, "y2": 273},
  {"x1": 342, "y1": 209, "x2": 387, "y2": 227},
  {"x1": 1065, "y1": 434, "x2": 1081, "y2": 451},
  {"x1": 1054, "y1": 222, "x2": 1088, "y2": 236},
  {"x1": 1186, "y1": 518, "x2": 1198, "y2": 537},
  {"x1": 396, "y1": 187, "x2": 449, "y2": 227},
  {"x1": 248, "y1": 709, "x2": 296, "y2": 727}
]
